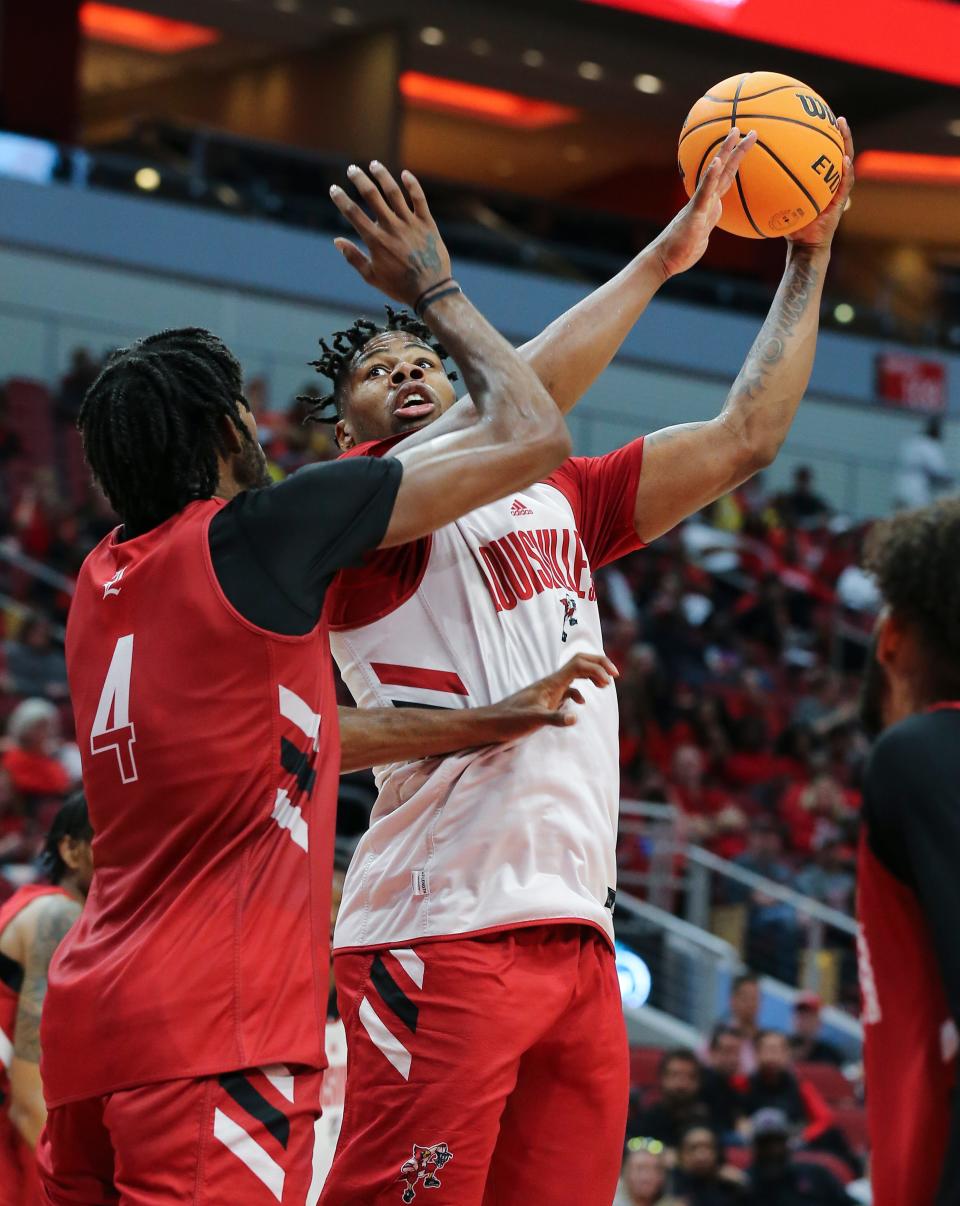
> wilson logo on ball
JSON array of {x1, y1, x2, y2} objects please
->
[{"x1": 795, "y1": 94, "x2": 839, "y2": 128}]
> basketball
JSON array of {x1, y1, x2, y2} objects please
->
[{"x1": 678, "y1": 71, "x2": 845, "y2": 239}]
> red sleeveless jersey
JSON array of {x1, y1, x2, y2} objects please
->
[
  {"x1": 0, "y1": 885, "x2": 70, "y2": 1095},
  {"x1": 42, "y1": 500, "x2": 340, "y2": 1105}
]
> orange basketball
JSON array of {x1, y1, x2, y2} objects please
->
[{"x1": 678, "y1": 71, "x2": 845, "y2": 239}]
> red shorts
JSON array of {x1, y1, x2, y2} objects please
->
[
  {"x1": 38, "y1": 1065, "x2": 324, "y2": 1205},
  {"x1": 320, "y1": 924, "x2": 629, "y2": 1206}
]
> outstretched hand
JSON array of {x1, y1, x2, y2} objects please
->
[
  {"x1": 479, "y1": 652, "x2": 619, "y2": 742},
  {"x1": 786, "y1": 116, "x2": 855, "y2": 249},
  {"x1": 653, "y1": 127, "x2": 758, "y2": 279},
  {"x1": 329, "y1": 162, "x2": 452, "y2": 306}
]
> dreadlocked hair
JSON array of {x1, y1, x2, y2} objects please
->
[
  {"x1": 78, "y1": 327, "x2": 249, "y2": 535},
  {"x1": 864, "y1": 498, "x2": 960, "y2": 698},
  {"x1": 41, "y1": 791, "x2": 92, "y2": 885},
  {"x1": 302, "y1": 305, "x2": 457, "y2": 423}
]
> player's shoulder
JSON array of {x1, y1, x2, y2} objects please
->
[
  {"x1": 8, "y1": 891, "x2": 79, "y2": 951},
  {"x1": 870, "y1": 707, "x2": 960, "y2": 767}
]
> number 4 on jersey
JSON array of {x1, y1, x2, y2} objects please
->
[{"x1": 91, "y1": 634, "x2": 138, "y2": 784}]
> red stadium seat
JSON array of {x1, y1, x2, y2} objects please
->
[
  {"x1": 795, "y1": 1150, "x2": 855, "y2": 1186},
  {"x1": 629, "y1": 1046, "x2": 663, "y2": 1091},
  {"x1": 795, "y1": 1062, "x2": 856, "y2": 1106},
  {"x1": 832, "y1": 1104, "x2": 869, "y2": 1154}
]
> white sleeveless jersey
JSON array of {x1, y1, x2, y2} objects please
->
[{"x1": 327, "y1": 436, "x2": 646, "y2": 952}]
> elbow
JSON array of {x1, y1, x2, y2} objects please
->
[{"x1": 739, "y1": 431, "x2": 781, "y2": 475}]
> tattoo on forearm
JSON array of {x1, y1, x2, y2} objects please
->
[
  {"x1": 13, "y1": 901, "x2": 79, "y2": 1062},
  {"x1": 728, "y1": 254, "x2": 820, "y2": 405}
]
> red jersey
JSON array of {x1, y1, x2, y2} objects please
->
[
  {"x1": 858, "y1": 707, "x2": 960, "y2": 1206},
  {"x1": 43, "y1": 500, "x2": 345, "y2": 1104},
  {"x1": 0, "y1": 885, "x2": 70, "y2": 1099}
]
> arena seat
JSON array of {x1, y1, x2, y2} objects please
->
[
  {"x1": 795, "y1": 1149, "x2": 855, "y2": 1186},
  {"x1": 795, "y1": 1062, "x2": 855, "y2": 1106},
  {"x1": 832, "y1": 1104, "x2": 869, "y2": 1154},
  {"x1": 628, "y1": 1046, "x2": 663, "y2": 1090}
]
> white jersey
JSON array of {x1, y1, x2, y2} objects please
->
[{"x1": 327, "y1": 435, "x2": 646, "y2": 952}]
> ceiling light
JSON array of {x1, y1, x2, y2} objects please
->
[
  {"x1": 469, "y1": 37, "x2": 491, "y2": 55},
  {"x1": 80, "y1": 3, "x2": 219, "y2": 54},
  {"x1": 948, "y1": 118, "x2": 960, "y2": 137},
  {"x1": 578, "y1": 60, "x2": 604, "y2": 80},
  {"x1": 833, "y1": 303, "x2": 855, "y2": 324},
  {"x1": 134, "y1": 167, "x2": 161, "y2": 191},
  {"x1": 399, "y1": 72, "x2": 578, "y2": 130},
  {"x1": 419, "y1": 26, "x2": 446, "y2": 46},
  {"x1": 633, "y1": 73, "x2": 662, "y2": 94},
  {"x1": 216, "y1": 184, "x2": 241, "y2": 207},
  {"x1": 330, "y1": 6, "x2": 356, "y2": 24},
  {"x1": 522, "y1": 49, "x2": 545, "y2": 68}
]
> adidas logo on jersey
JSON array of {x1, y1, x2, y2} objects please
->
[{"x1": 510, "y1": 499, "x2": 533, "y2": 517}]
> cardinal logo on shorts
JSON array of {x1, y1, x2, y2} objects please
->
[{"x1": 397, "y1": 1142, "x2": 453, "y2": 1202}]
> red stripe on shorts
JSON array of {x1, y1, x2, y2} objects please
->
[{"x1": 370, "y1": 663, "x2": 468, "y2": 695}]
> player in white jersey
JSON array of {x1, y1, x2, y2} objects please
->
[{"x1": 318, "y1": 126, "x2": 855, "y2": 1205}]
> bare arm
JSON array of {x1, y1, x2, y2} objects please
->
[
  {"x1": 338, "y1": 653, "x2": 617, "y2": 773},
  {"x1": 391, "y1": 129, "x2": 759, "y2": 452},
  {"x1": 10, "y1": 896, "x2": 81, "y2": 1148},
  {"x1": 632, "y1": 120, "x2": 856, "y2": 543},
  {"x1": 329, "y1": 163, "x2": 570, "y2": 549}
]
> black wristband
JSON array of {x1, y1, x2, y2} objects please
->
[
  {"x1": 417, "y1": 285, "x2": 462, "y2": 316},
  {"x1": 414, "y1": 276, "x2": 454, "y2": 316}
]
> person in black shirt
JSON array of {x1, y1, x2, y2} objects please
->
[
  {"x1": 701, "y1": 1024, "x2": 748, "y2": 1138},
  {"x1": 789, "y1": 994, "x2": 845, "y2": 1067},
  {"x1": 632, "y1": 1049, "x2": 711, "y2": 1149},
  {"x1": 743, "y1": 1110, "x2": 851, "y2": 1206},
  {"x1": 856, "y1": 500, "x2": 960, "y2": 1205},
  {"x1": 666, "y1": 1126, "x2": 745, "y2": 1205}
]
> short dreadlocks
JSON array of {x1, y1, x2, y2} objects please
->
[
  {"x1": 304, "y1": 306, "x2": 457, "y2": 423},
  {"x1": 864, "y1": 498, "x2": 960, "y2": 698}
]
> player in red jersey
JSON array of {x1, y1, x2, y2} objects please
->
[
  {"x1": 38, "y1": 165, "x2": 573, "y2": 1205},
  {"x1": 856, "y1": 499, "x2": 960, "y2": 1206},
  {"x1": 0, "y1": 794, "x2": 91, "y2": 1206},
  {"x1": 311, "y1": 127, "x2": 855, "y2": 1205}
]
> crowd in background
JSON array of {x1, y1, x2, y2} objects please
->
[{"x1": 0, "y1": 349, "x2": 890, "y2": 907}]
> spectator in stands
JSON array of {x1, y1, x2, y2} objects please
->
[
  {"x1": 742, "y1": 1109, "x2": 852, "y2": 1205},
  {"x1": 893, "y1": 415, "x2": 953, "y2": 510},
  {"x1": 779, "y1": 466, "x2": 831, "y2": 527},
  {"x1": 1, "y1": 698, "x2": 73, "y2": 805},
  {"x1": 612, "y1": 1141, "x2": 668, "y2": 1206},
  {"x1": 701, "y1": 1025, "x2": 748, "y2": 1136},
  {"x1": 632, "y1": 1050, "x2": 711, "y2": 1149},
  {"x1": 666, "y1": 1125, "x2": 746, "y2": 1204},
  {"x1": 742, "y1": 1030, "x2": 862, "y2": 1176},
  {"x1": 779, "y1": 772, "x2": 854, "y2": 857},
  {"x1": 724, "y1": 974, "x2": 761, "y2": 1075},
  {"x1": 669, "y1": 744, "x2": 733, "y2": 819},
  {"x1": 3, "y1": 612, "x2": 68, "y2": 701},
  {"x1": 788, "y1": 995, "x2": 845, "y2": 1067},
  {"x1": 793, "y1": 838, "x2": 855, "y2": 913},
  {"x1": 57, "y1": 347, "x2": 100, "y2": 424},
  {"x1": 731, "y1": 824, "x2": 801, "y2": 983},
  {"x1": 0, "y1": 765, "x2": 31, "y2": 866}
]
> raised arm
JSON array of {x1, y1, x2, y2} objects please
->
[
  {"x1": 338, "y1": 653, "x2": 617, "y2": 773},
  {"x1": 329, "y1": 164, "x2": 570, "y2": 548},
  {"x1": 388, "y1": 128, "x2": 757, "y2": 452},
  {"x1": 9, "y1": 895, "x2": 81, "y2": 1148},
  {"x1": 631, "y1": 119, "x2": 855, "y2": 543}
]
